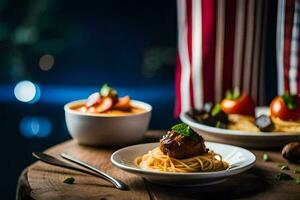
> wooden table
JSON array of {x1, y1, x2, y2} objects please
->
[{"x1": 17, "y1": 131, "x2": 300, "y2": 200}]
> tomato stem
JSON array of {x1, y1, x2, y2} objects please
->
[
  {"x1": 282, "y1": 93, "x2": 297, "y2": 110},
  {"x1": 225, "y1": 87, "x2": 240, "y2": 100}
]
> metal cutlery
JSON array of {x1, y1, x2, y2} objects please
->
[{"x1": 32, "y1": 152, "x2": 129, "y2": 191}]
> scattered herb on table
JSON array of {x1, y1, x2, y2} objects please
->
[
  {"x1": 295, "y1": 166, "x2": 300, "y2": 174},
  {"x1": 296, "y1": 178, "x2": 300, "y2": 185},
  {"x1": 63, "y1": 177, "x2": 75, "y2": 184},
  {"x1": 278, "y1": 164, "x2": 290, "y2": 170},
  {"x1": 262, "y1": 153, "x2": 270, "y2": 161},
  {"x1": 275, "y1": 172, "x2": 293, "y2": 181}
]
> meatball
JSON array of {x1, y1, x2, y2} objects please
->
[{"x1": 159, "y1": 130, "x2": 207, "y2": 159}]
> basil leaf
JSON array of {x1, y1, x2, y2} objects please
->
[
  {"x1": 64, "y1": 177, "x2": 75, "y2": 184},
  {"x1": 100, "y1": 83, "x2": 111, "y2": 96},
  {"x1": 275, "y1": 172, "x2": 293, "y2": 181},
  {"x1": 171, "y1": 123, "x2": 198, "y2": 140},
  {"x1": 100, "y1": 83, "x2": 118, "y2": 97},
  {"x1": 171, "y1": 123, "x2": 189, "y2": 136},
  {"x1": 295, "y1": 166, "x2": 300, "y2": 174},
  {"x1": 211, "y1": 104, "x2": 222, "y2": 117},
  {"x1": 188, "y1": 127, "x2": 199, "y2": 140},
  {"x1": 296, "y1": 178, "x2": 300, "y2": 185}
]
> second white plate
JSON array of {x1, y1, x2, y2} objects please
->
[{"x1": 180, "y1": 107, "x2": 300, "y2": 148}]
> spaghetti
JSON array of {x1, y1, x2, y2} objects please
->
[
  {"x1": 227, "y1": 114, "x2": 300, "y2": 133},
  {"x1": 135, "y1": 147, "x2": 229, "y2": 173},
  {"x1": 271, "y1": 116, "x2": 300, "y2": 133}
]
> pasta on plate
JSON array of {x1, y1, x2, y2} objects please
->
[{"x1": 135, "y1": 123, "x2": 229, "y2": 173}]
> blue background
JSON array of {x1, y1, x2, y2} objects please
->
[{"x1": 0, "y1": 0, "x2": 177, "y2": 198}]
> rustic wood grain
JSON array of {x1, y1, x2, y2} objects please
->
[
  {"x1": 17, "y1": 131, "x2": 300, "y2": 200},
  {"x1": 28, "y1": 141, "x2": 150, "y2": 200}
]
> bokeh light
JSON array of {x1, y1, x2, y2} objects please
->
[
  {"x1": 39, "y1": 54, "x2": 54, "y2": 71},
  {"x1": 19, "y1": 116, "x2": 52, "y2": 138},
  {"x1": 14, "y1": 80, "x2": 41, "y2": 103}
]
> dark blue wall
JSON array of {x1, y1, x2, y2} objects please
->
[{"x1": 0, "y1": 0, "x2": 177, "y2": 198}]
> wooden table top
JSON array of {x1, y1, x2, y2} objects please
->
[{"x1": 17, "y1": 131, "x2": 300, "y2": 200}]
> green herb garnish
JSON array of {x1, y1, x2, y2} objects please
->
[
  {"x1": 211, "y1": 104, "x2": 222, "y2": 117},
  {"x1": 225, "y1": 88, "x2": 240, "y2": 100},
  {"x1": 296, "y1": 178, "x2": 300, "y2": 184},
  {"x1": 275, "y1": 172, "x2": 293, "y2": 181},
  {"x1": 100, "y1": 83, "x2": 118, "y2": 97},
  {"x1": 215, "y1": 121, "x2": 222, "y2": 128},
  {"x1": 295, "y1": 166, "x2": 300, "y2": 174},
  {"x1": 63, "y1": 177, "x2": 75, "y2": 184},
  {"x1": 262, "y1": 153, "x2": 270, "y2": 161},
  {"x1": 282, "y1": 93, "x2": 297, "y2": 110},
  {"x1": 171, "y1": 123, "x2": 198, "y2": 140},
  {"x1": 279, "y1": 164, "x2": 290, "y2": 170}
]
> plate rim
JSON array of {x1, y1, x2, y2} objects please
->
[
  {"x1": 180, "y1": 112, "x2": 300, "y2": 137},
  {"x1": 111, "y1": 142, "x2": 256, "y2": 177}
]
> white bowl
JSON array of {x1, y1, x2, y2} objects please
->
[{"x1": 64, "y1": 99, "x2": 152, "y2": 146}]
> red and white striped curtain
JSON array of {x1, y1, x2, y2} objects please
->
[
  {"x1": 175, "y1": 0, "x2": 300, "y2": 116},
  {"x1": 277, "y1": 0, "x2": 300, "y2": 95}
]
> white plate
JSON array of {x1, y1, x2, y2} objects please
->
[
  {"x1": 180, "y1": 107, "x2": 300, "y2": 149},
  {"x1": 111, "y1": 142, "x2": 255, "y2": 186}
]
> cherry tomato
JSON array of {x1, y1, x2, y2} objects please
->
[
  {"x1": 270, "y1": 95, "x2": 300, "y2": 121},
  {"x1": 220, "y1": 93, "x2": 255, "y2": 116},
  {"x1": 113, "y1": 96, "x2": 131, "y2": 111}
]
